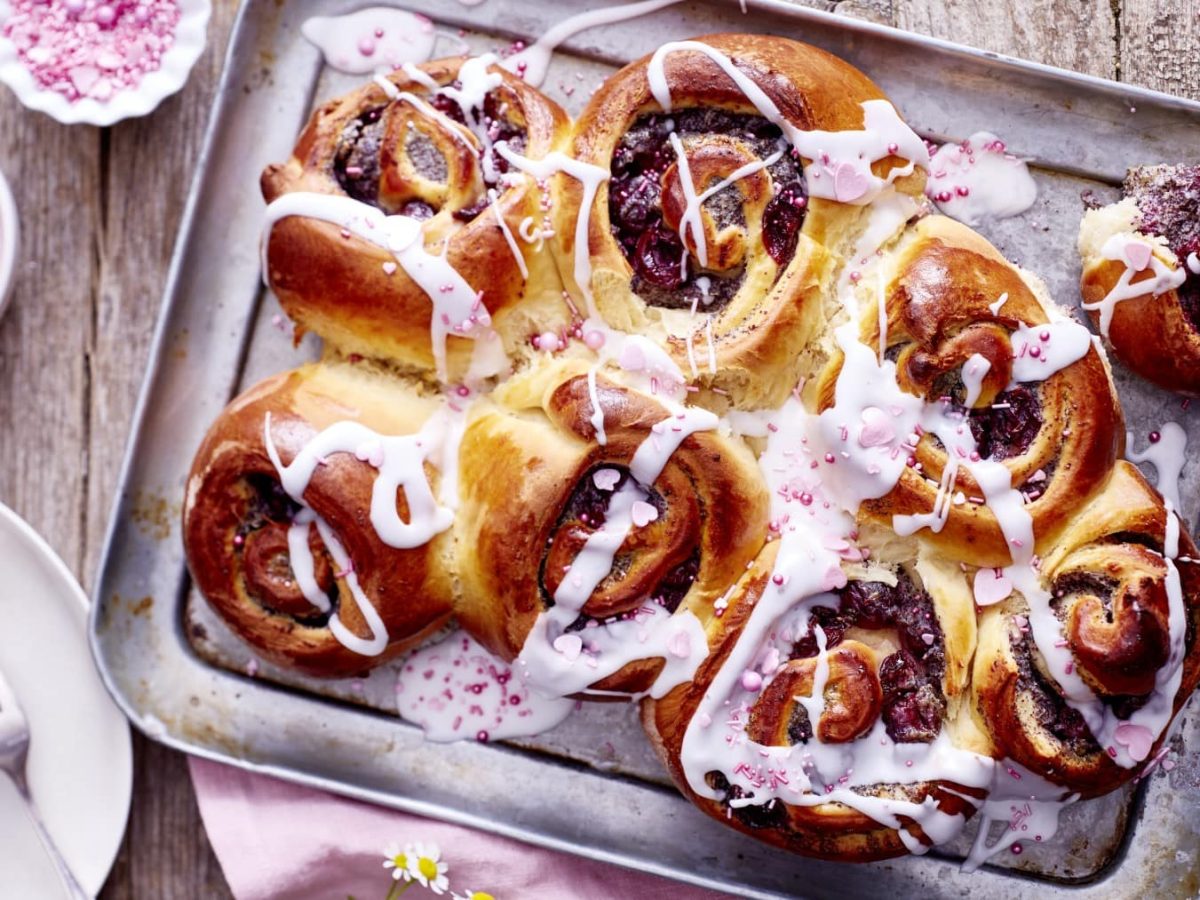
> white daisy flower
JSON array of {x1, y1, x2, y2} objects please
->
[
  {"x1": 382, "y1": 842, "x2": 413, "y2": 882},
  {"x1": 407, "y1": 841, "x2": 450, "y2": 894}
]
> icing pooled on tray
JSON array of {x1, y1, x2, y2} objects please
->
[
  {"x1": 926, "y1": 132, "x2": 1038, "y2": 225},
  {"x1": 301, "y1": 8, "x2": 439, "y2": 75},
  {"x1": 396, "y1": 631, "x2": 574, "y2": 741},
  {"x1": 502, "y1": 0, "x2": 683, "y2": 87}
]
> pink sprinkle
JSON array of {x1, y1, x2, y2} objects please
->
[
  {"x1": 741, "y1": 670, "x2": 763, "y2": 692},
  {"x1": 584, "y1": 329, "x2": 605, "y2": 350},
  {"x1": 1149, "y1": 430, "x2": 1161, "y2": 444},
  {"x1": 381, "y1": 261, "x2": 397, "y2": 276}
]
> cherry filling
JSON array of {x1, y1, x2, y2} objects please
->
[
  {"x1": 235, "y1": 475, "x2": 337, "y2": 623},
  {"x1": 791, "y1": 576, "x2": 947, "y2": 743},
  {"x1": 706, "y1": 772, "x2": 789, "y2": 830},
  {"x1": 1124, "y1": 165, "x2": 1200, "y2": 333},
  {"x1": 538, "y1": 465, "x2": 700, "y2": 627},
  {"x1": 967, "y1": 385, "x2": 1043, "y2": 461},
  {"x1": 609, "y1": 109, "x2": 806, "y2": 310},
  {"x1": 332, "y1": 89, "x2": 527, "y2": 215}
]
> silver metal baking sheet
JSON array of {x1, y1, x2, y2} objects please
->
[{"x1": 90, "y1": 0, "x2": 1200, "y2": 896}]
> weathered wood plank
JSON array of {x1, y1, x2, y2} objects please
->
[
  {"x1": 0, "y1": 104, "x2": 99, "y2": 575},
  {"x1": 89, "y1": 2, "x2": 241, "y2": 897},
  {"x1": 893, "y1": 0, "x2": 1118, "y2": 78},
  {"x1": 1119, "y1": 0, "x2": 1200, "y2": 98}
]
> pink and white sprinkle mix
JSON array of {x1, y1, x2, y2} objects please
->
[{"x1": 2, "y1": 0, "x2": 181, "y2": 103}]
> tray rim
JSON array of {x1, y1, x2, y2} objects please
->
[{"x1": 88, "y1": 0, "x2": 1200, "y2": 896}]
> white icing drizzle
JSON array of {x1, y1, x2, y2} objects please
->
[
  {"x1": 262, "y1": 193, "x2": 491, "y2": 382},
  {"x1": 1008, "y1": 320, "x2": 1092, "y2": 384},
  {"x1": 263, "y1": 411, "x2": 454, "y2": 550},
  {"x1": 515, "y1": 404, "x2": 719, "y2": 699},
  {"x1": 1127, "y1": 421, "x2": 1187, "y2": 512},
  {"x1": 396, "y1": 630, "x2": 574, "y2": 741},
  {"x1": 287, "y1": 508, "x2": 390, "y2": 656},
  {"x1": 961, "y1": 759, "x2": 1079, "y2": 872},
  {"x1": 988, "y1": 292, "x2": 1010, "y2": 316},
  {"x1": 647, "y1": 42, "x2": 928, "y2": 206},
  {"x1": 1188, "y1": 251, "x2": 1200, "y2": 275},
  {"x1": 926, "y1": 132, "x2": 1038, "y2": 226},
  {"x1": 501, "y1": 0, "x2": 683, "y2": 87},
  {"x1": 888, "y1": 336, "x2": 1185, "y2": 768},
  {"x1": 1083, "y1": 233, "x2": 1187, "y2": 337},
  {"x1": 677, "y1": 388, "x2": 995, "y2": 850},
  {"x1": 488, "y1": 189, "x2": 528, "y2": 280},
  {"x1": 961, "y1": 353, "x2": 991, "y2": 408},
  {"x1": 301, "y1": 8, "x2": 437, "y2": 75},
  {"x1": 437, "y1": 54, "x2": 505, "y2": 182},
  {"x1": 586, "y1": 365, "x2": 607, "y2": 446},
  {"x1": 678, "y1": 250, "x2": 1028, "y2": 845},
  {"x1": 494, "y1": 142, "x2": 611, "y2": 319},
  {"x1": 669, "y1": 132, "x2": 705, "y2": 277}
]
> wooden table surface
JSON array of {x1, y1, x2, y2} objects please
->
[{"x1": 0, "y1": 0, "x2": 1195, "y2": 896}]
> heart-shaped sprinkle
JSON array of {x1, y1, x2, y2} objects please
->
[
  {"x1": 552, "y1": 633, "x2": 583, "y2": 661},
  {"x1": 592, "y1": 468, "x2": 620, "y2": 491},
  {"x1": 1113, "y1": 722, "x2": 1155, "y2": 762},
  {"x1": 973, "y1": 567, "x2": 1013, "y2": 606},
  {"x1": 1123, "y1": 241, "x2": 1153, "y2": 272},
  {"x1": 821, "y1": 564, "x2": 848, "y2": 592},
  {"x1": 381, "y1": 261, "x2": 398, "y2": 276},
  {"x1": 618, "y1": 342, "x2": 647, "y2": 372},
  {"x1": 667, "y1": 630, "x2": 692, "y2": 659},
  {"x1": 631, "y1": 500, "x2": 659, "y2": 527},
  {"x1": 758, "y1": 647, "x2": 781, "y2": 674},
  {"x1": 858, "y1": 406, "x2": 896, "y2": 448},
  {"x1": 832, "y1": 162, "x2": 871, "y2": 203}
]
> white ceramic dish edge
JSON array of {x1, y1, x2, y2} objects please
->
[
  {"x1": 0, "y1": 167, "x2": 15, "y2": 318},
  {"x1": 0, "y1": 0, "x2": 212, "y2": 126},
  {"x1": 0, "y1": 502, "x2": 132, "y2": 895}
]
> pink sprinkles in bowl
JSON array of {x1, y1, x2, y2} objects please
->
[{"x1": 2, "y1": 0, "x2": 181, "y2": 104}]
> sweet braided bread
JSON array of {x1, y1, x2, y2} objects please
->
[{"x1": 182, "y1": 36, "x2": 1200, "y2": 864}]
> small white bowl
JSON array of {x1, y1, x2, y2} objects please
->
[
  {"x1": 0, "y1": 167, "x2": 16, "y2": 319},
  {"x1": 0, "y1": 0, "x2": 211, "y2": 127}
]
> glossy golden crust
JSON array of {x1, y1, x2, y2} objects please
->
[
  {"x1": 1080, "y1": 254, "x2": 1200, "y2": 397},
  {"x1": 642, "y1": 543, "x2": 986, "y2": 862},
  {"x1": 972, "y1": 462, "x2": 1200, "y2": 796},
  {"x1": 554, "y1": 33, "x2": 926, "y2": 408},
  {"x1": 182, "y1": 363, "x2": 456, "y2": 676},
  {"x1": 454, "y1": 362, "x2": 770, "y2": 693},
  {"x1": 261, "y1": 58, "x2": 573, "y2": 382},
  {"x1": 818, "y1": 216, "x2": 1123, "y2": 566}
]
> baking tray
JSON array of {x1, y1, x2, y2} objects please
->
[{"x1": 90, "y1": 0, "x2": 1200, "y2": 896}]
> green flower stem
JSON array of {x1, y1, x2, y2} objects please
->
[{"x1": 384, "y1": 880, "x2": 415, "y2": 900}]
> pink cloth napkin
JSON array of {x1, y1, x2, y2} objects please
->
[{"x1": 190, "y1": 757, "x2": 732, "y2": 900}]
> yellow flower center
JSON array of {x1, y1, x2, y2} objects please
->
[
  {"x1": 392, "y1": 854, "x2": 407, "y2": 869},
  {"x1": 470, "y1": 893, "x2": 495, "y2": 900},
  {"x1": 418, "y1": 857, "x2": 439, "y2": 880}
]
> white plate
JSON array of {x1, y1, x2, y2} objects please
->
[
  {"x1": 0, "y1": 167, "x2": 16, "y2": 319},
  {"x1": 0, "y1": 502, "x2": 132, "y2": 896}
]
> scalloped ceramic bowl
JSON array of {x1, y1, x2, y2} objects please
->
[
  {"x1": 0, "y1": 167, "x2": 16, "y2": 319},
  {"x1": 0, "y1": 0, "x2": 211, "y2": 126}
]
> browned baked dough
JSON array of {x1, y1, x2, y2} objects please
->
[
  {"x1": 554, "y1": 33, "x2": 927, "y2": 408},
  {"x1": 817, "y1": 216, "x2": 1123, "y2": 567},
  {"x1": 972, "y1": 461, "x2": 1200, "y2": 796},
  {"x1": 183, "y1": 363, "x2": 456, "y2": 676},
  {"x1": 262, "y1": 57, "x2": 573, "y2": 382},
  {"x1": 1079, "y1": 165, "x2": 1200, "y2": 396},
  {"x1": 642, "y1": 540, "x2": 988, "y2": 861},
  {"x1": 454, "y1": 362, "x2": 770, "y2": 694}
]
